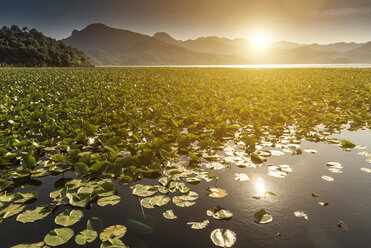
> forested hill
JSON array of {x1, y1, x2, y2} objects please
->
[{"x1": 0, "y1": 25, "x2": 92, "y2": 67}]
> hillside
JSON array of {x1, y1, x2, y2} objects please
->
[
  {"x1": 0, "y1": 25, "x2": 91, "y2": 67},
  {"x1": 62, "y1": 24, "x2": 250, "y2": 65}
]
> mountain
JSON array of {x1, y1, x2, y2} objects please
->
[
  {"x1": 61, "y1": 23, "x2": 371, "y2": 65},
  {"x1": 0, "y1": 25, "x2": 91, "y2": 67},
  {"x1": 345, "y1": 42, "x2": 371, "y2": 63},
  {"x1": 62, "y1": 24, "x2": 250, "y2": 65}
]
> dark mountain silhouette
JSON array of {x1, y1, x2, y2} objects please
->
[
  {"x1": 62, "y1": 24, "x2": 250, "y2": 65},
  {"x1": 61, "y1": 23, "x2": 371, "y2": 65}
]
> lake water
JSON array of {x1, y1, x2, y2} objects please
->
[
  {"x1": 96, "y1": 64, "x2": 371, "y2": 68},
  {"x1": 1, "y1": 128, "x2": 371, "y2": 247}
]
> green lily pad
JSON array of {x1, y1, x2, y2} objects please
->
[
  {"x1": 97, "y1": 195, "x2": 121, "y2": 207},
  {"x1": 207, "y1": 206, "x2": 233, "y2": 220},
  {"x1": 10, "y1": 242, "x2": 46, "y2": 248},
  {"x1": 210, "y1": 228, "x2": 237, "y2": 247},
  {"x1": 55, "y1": 209, "x2": 83, "y2": 227},
  {"x1": 16, "y1": 205, "x2": 52, "y2": 223},
  {"x1": 66, "y1": 193, "x2": 91, "y2": 207},
  {"x1": 99, "y1": 225, "x2": 127, "y2": 242},
  {"x1": 132, "y1": 184, "x2": 157, "y2": 197},
  {"x1": 254, "y1": 209, "x2": 273, "y2": 224},
  {"x1": 163, "y1": 210, "x2": 177, "y2": 219},
  {"x1": 44, "y1": 228, "x2": 74, "y2": 246},
  {"x1": 100, "y1": 238, "x2": 127, "y2": 248},
  {"x1": 187, "y1": 220, "x2": 209, "y2": 229},
  {"x1": 0, "y1": 179, "x2": 13, "y2": 192},
  {"x1": 141, "y1": 195, "x2": 170, "y2": 209},
  {"x1": 75, "y1": 229, "x2": 98, "y2": 245},
  {"x1": 14, "y1": 192, "x2": 38, "y2": 204},
  {"x1": 0, "y1": 203, "x2": 25, "y2": 219}
]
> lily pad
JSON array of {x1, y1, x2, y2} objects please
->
[
  {"x1": 44, "y1": 228, "x2": 74, "y2": 246},
  {"x1": 207, "y1": 187, "x2": 228, "y2": 198},
  {"x1": 75, "y1": 229, "x2": 98, "y2": 245},
  {"x1": 99, "y1": 225, "x2": 127, "y2": 242},
  {"x1": 141, "y1": 195, "x2": 170, "y2": 209},
  {"x1": 11, "y1": 242, "x2": 46, "y2": 248},
  {"x1": 234, "y1": 173, "x2": 249, "y2": 181},
  {"x1": 0, "y1": 203, "x2": 25, "y2": 219},
  {"x1": 207, "y1": 206, "x2": 233, "y2": 220},
  {"x1": 210, "y1": 228, "x2": 236, "y2": 247},
  {"x1": 360, "y1": 167, "x2": 371, "y2": 173},
  {"x1": 16, "y1": 205, "x2": 52, "y2": 223},
  {"x1": 254, "y1": 209, "x2": 273, "y2": 224},
  {"x1": 132, "y1": 184, "x2": 157, "y2": 197},
  {"x1": 187, "y1": 220, "x2": 209, "y2": 229},
  {"x1": 163, "y1": 210, "x2": 177, "y2": 219},
  {"x1": 55, "y1": 209, "x2": 83, "y2": 227},
  {"x1": 321, "y1": 175, "x2": 334, "y2": 182},
  {"x1": 294, "y1": 211, "x2": 308, "y2": 220},
  {"x1": 97, "y1": 195, "x2": 121, "y2": 207}
]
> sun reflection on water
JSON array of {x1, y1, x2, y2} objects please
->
[{"x1": 255, "y1": 177, "x2": 266, "y2": 198}]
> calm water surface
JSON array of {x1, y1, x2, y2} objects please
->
[{"x1": 1, "y1": 129, "x2": 371, "y2": 248}]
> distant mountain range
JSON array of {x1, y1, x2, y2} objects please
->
[{"x1": 62, "y1": 23, "x2": 371, "y2": 65}]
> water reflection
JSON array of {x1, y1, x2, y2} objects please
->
[{"x1": 255, "y1": 177, "x2": 266, "y2": 198}]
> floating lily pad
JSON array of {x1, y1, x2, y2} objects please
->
[
  {"x1": 141, "y1": 195, "x2": 170, "y2": 209},
  {"x1": 10, "y1": 242, "x2": 46, "y2": 248},
  {"x1": 210, "y1": 228, "x2": 236, "y2": 247},
  {"x1": 321, "y1": 175, "x2": 334, "y2": 182},
  {"x1": 187, "y1": 220, "x2": 209, "y2": 229},
  {"x1": 99, "y1": 225, "x2": 127, "y2": 242},
  {"x1": 0, "y1": 179, "x2": 13, "y2": 192},
  {"x1": 100, "y1": 238, "x2": 127, "y2": 248},
  {"x1": 132, "y1": 184, "x2": 157, "y2": 197},
  {"x1": 75, "y1": 229, "x2": 98, "y2": 245},
  {"x1": 360, "y1": 167, "x2": 371, "y2": 173},
  {"x1": 294, "y1": 211, "x2": 308, "y2": 220},
  {"x1": 319, "y1": 201, "x2": 329, "y2": 206},
  {"x1": 44, "y1": 228, "x2": 74, "y2": 246},
  {"x1": 163, "y1": 210, "x2": 177, "y2": 219},
  {"x1": 207, "y1": 187, "x2": 228, "y2": 198},
  {"x1": 207, "y1": 206, "x2": 233, "y2": 220},
  {"x1": 234, "y1": 173, "x2": 249, "y2": 181},
  {"x1": 0, "y1": 203, "x2": 25, "y2": 219},
  {"x1": 16, "y1": 205, "x2": 52, "y2": 223},
  {"x1": 97, "y1": 195, "x2": 121, "y2": 207},
  {"x1": 55, "y1": 209, "x2": 83, "y2": 227},
  {"x1": 254, "y1": 209, "x2": 273, "y2": 224}
]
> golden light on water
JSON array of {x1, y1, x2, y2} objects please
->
[{"x1": 255, "y1": 177, "x2": 266, "y2": 197}]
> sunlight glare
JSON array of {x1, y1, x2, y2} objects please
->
[
  {"x1": 251, "y1": 33, "x2": 269, "y2": 49},
  {"x1": 255, "y1": 177, "x2": 266, "y2": 197}
]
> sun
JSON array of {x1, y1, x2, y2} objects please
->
[{"x1": 251, "y1": 34, "x2": 269, "y2": 49}]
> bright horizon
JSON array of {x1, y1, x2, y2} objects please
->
[{"x1": 0, "y1": 0, "x2": 371, "y2": 44}]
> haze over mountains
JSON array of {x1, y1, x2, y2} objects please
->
[{"x1": 62, "y1": 23, "x2": 371, "y2": 65}]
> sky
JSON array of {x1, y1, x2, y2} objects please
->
[{"x1": 0, "y1": 0, "x2": 370, "y2": 44}]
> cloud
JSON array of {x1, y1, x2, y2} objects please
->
[{"x1": 311, "y1": 7, "x2": 371, "y2": 17}]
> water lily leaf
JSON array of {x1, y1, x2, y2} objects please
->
[
  {"x1": 254, "y1": 209, "x2": 273, "y2": 224},
  {"x1": 132, "y1": 184, "x2": 157, "y2": 197},
  {"x1": 0, "y1": 179, "x2": 13, "y2": 192},
  {"x1": 326, "y1": 162, "x2": 342, "y2": 167},
  {"x1": 99, "y1": 225, "x2": 127, "y2": 242},
  {"x1": 187, "y1": 220, "x2": 209, "y2": 229},
  {"x1": 294, "y1": 211, "x2": 308, "y2": 220},
  {"x1": 312, "y1": 192, "x2": 319, "y2": 197},
  {"x1": 186, "y1": 177, "x2": 202, "y2": 184},
  {"x1": 210, "y1": 228, "x2": 236, "y2": 247},
  {"x1": 10, "y1": 242, "x2": 46, "y2": 248},
  {"x1": 169, "y1": 182, "x2": 190, "y2": 194},
  {"x1": 158, "y1": 177, "x2": 171, "y2": 186},
  {"x1": 319, "y1": 201, "x2": 329, "y2": 206},
  {"x1": 14, "y1": 192, "x2": 38, "y2": 203},
  {"x1": 251, "y1": 153, "x2": 264, "y2": 164},
  {"x1": 44, "y1": 228, "x2": 74, "y2": 246},
  {"x1": 205, "y1": 162, "x2": 225, "y2": 170},
  {"x1": 75, "y1": 229, "x2": 98, "y2": 245},
  {"x1": 16, "y1": 205, "x2": 52, "y2": 223},
  {"x1": 360, "y1": 167, "x2": 371, "y2": 173},
  {"x1": 234, "y1": 173, "x2": 249, "y2": 181},
  {"x1": 207, "y1": 187, "x2": 228, "y2": 198},
  {"x1": 304, "y1": 149, "x2": 317, "y2": 154},
  {"x1": 321, "y1": 175, "x2": 334, "y2": 182},
  {"x1": 141, "y1": 195, "x2": 170, "y2": 209},
  {"x1": 97, "y1": 195, "x2": 121, "y2": 207},
  {"x1": 268, "y1": 164, "x2": 292, "y2": 178},
  {"x1": 207, "y1": 206, "x2": 233, "y2": 220},
  {"x1": 0, "y1": 203, "x2": 25, "y2": 219},
  {"x1": 172, "y1": 196, "x2": 196, "y2": 207},
  {"x1": 163, "y1": 210, "x2": 177, "y2": 219},
  {"x1": 66, "y1": 193, "x2": 91, "y2": 208},
  {"x1": 100, "y1": 238, "x2": 127, "y2": 248},
  {"x1": 341, "y1": 139, "x2": 356, "y2": 148},
  {"x1": 55, "y1": 209, "x2": 83, "y2": 227},
  {"x1": 74, "y1": 162, "x2": 89, "y2": 177}
]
